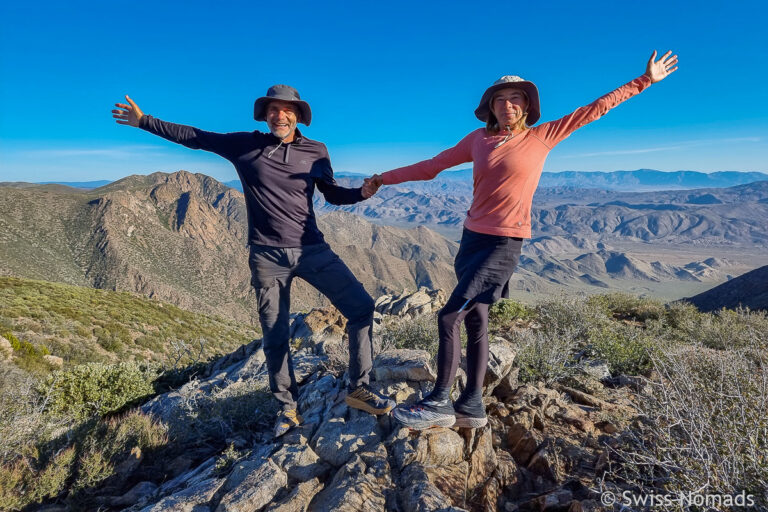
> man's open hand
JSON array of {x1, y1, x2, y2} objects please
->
[{"x1": 112, "y1": 95, "x2": 144, "y2": 127}]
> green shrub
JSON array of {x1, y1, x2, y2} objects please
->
[
  {"x1": 587, "y1": 324, "x2": 656, "y2": 376},
  {"x1": 664, "y1": 300, "x2": 702, "y2": 331},
  {"x1": 2, "y1": 331, "x2": 22, "y2": 351},
  {"x1": 39, "y1": 362, "x2": 161, "y2": 420},
  {"x1": 670, "y1": 307, "x2": 768, "y2": 350},
  {"x1": 587, "y1": 293, "x2": 666, "y2": 322},
  {"x1": 214, "y1": 443, "x2": 244, "y2": 476},
  {"x1": 489, "y1": 299, "x2": 534, "y2": 326}
]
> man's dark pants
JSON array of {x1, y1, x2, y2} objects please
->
[{"x1": 248, "y1": 243, "x2": 375, "y2": 410}]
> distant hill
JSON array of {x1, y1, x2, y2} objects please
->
[
  {"x1": 0, "y1": 275, "x2": 259, "y2": 368},
  {"x1": 0, "y1": 172, "x2": 459, "y2": 322},
  {"x1": 685, "y1": 265, "x2": 768, "y2": 312}
]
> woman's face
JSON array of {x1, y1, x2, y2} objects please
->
[{"x1": 491, "y1": 88, "x2": 528, "y2": 130}]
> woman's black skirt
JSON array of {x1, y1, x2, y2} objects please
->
[{"x1": 452, "y1": 228, "x2": 523, "y2": 304}]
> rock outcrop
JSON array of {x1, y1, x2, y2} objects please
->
[{"x1": 111, "y1": 318, "x2": 644, "y2": 512}]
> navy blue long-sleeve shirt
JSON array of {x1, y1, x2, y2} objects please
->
[{"x1": 139, "y1": 115, "x2": 365, "y2": 247}]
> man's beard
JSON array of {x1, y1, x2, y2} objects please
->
[{"x1": 270, "y1": 122, "x2": 296, "y2": 140}]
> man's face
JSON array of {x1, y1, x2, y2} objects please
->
[
  {"x1": 491, "y1": 88, "x2": 528, "y2": 129},
  {"x1": 266, "y1": 100, "x2": 299, "y2": 140}
]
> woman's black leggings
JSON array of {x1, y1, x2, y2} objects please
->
[{"x1": 432, "y1": 293, "x2": 490, "y2": 398}]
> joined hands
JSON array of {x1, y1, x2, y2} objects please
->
[{"x1": 362, "y1": 174, "x2": 383, "y2": 199}]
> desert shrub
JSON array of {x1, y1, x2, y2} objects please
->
[
  {"x1": 671, "y1": 307, "x2": 768, "y2": 350},
  {"x1": 512, "y1": 327, "x2": 579, "y2": 385},
  {"x1": 489, "y1": 299, "x2": 535, "y2": 326},
  {"x1": 39, "y1": 362, "x2": 161, "y2": 420},
  {"x1": 535, "y1": 296, "x2": 611, "y2": 341},
  {"x1": 165, "y1": 378, "x2": 277, "y2": 443},
  {"x1": 214, "y1": 443, "x2": 244, "y2": 476},
  {"x1": 663, "y1": 300, "x2": 702, "y2": 331},
  {"x1": 588, "y1": 292, "x2": 666, "y2": 322},
  {"x1": 379, "y1": 313, "x2": 440, "y2": 356},
  {"x1": 611, "y1": 343, "x2": 768, "y2": 506},
  {"x1": 2, "y1": 332, "x2": 53, "y2": 374},
  {"x1": 587, "y1": 324, "x2": 657, "y2": 376},
  {"x1": 69, "y1": 412, "x2": 167, "y2": 495},
  {"x1": 0, "y1": 447, "x2": 76, "y2": 510},
  {"x1": 0, "y1": 411, "x2": 168, "y2": 510}
]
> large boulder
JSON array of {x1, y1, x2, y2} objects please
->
[
  {"x1": 374, "y1": 349, "x2": 436, "y2": 383},
  {"x1": 216, "y1": 458, "x2": 287, "y2": 512},
  {"x1": 375, "y1": 288, "x2": 447, "y2": 319},
  {"x1": 311, "y1": 415, "x2": 382, "y2": 467},
  {"x1": 482, "y1": 339, "x2": 517, "y2": 396},
  {"x1": 290, "y1": 307, "x2": 346, "y2": 347},
  {"x1": 139, "y1": 477, "x2": 224, "y2": 512},
  {"x1": 308, "y1": 446, "x2": 392, "y2": 511},
  {"x1": 264, "y1": 478, "x2": 323, "y2": 512},
  {"x1": 270, "y1": 444, "x2": 331, "y2": 483}
]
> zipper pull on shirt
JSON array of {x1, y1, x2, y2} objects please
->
[{"x1": 266, "y1": 140, "x2": 283, "y2": 159}]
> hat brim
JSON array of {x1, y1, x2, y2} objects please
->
[
  {"x1": 474, "y1": 81, "x2": 540, "y2": 125},
  {"x1": 254, "y1": 97, "x2": 312, "y2": 126}
]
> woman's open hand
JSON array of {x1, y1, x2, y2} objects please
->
[{"x1": 646, "y1": 50, "x2": 678, "y2": 83}]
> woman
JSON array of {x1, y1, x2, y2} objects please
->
[{"x1": 364, "y1": 50, "x2": 678, "y2": 430}]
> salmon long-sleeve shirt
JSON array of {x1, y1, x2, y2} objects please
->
[{"x1": 381, "y1": 74, "x2": 653, "y2": 238}]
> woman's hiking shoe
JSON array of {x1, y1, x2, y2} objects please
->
[
  {"x1": 453, "y1": 393, "x2": 487, "y2": 428},
  {"x1": 274, "y1": 408, "x2": 302, "y2": 438},
  {"x1": 392, "y1": 393, "x2": 456, "y2": 430},
  {"x1": 345, "y1": 384, "x2": 396, "y2": 415}
]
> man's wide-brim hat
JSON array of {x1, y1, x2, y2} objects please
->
[
  {"x1": 474, "y1": 75, "x2": 541, "y2": 125},
  {"x1": 254, "y1": 84, "x2": 312, "y2": 126}
]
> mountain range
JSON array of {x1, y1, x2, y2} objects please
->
[
  {"x1": 317, "y1": 178, "x2": 768, "y2": 246},
  {"x1": 3, "y1": 171, "x2": 759, "y2": 324},
  {"x1": 23, "y1": 169, "x2": 768, "y2": 192}
]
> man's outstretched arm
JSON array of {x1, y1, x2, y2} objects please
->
[{"x1": 112, "y1": 95, "x2": 239, "y2": 159}]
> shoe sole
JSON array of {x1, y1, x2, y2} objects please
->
[
  {"x1": 391, "y1": 410, "x2": 456, "y2": 430},
  {"x1": 453, "y1": 415, "x2": 487, "y2": 428},
  {"x1": 345, "y1": 396, "x2": 395, "y2": 415}
]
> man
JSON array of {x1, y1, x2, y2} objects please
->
[{"x1": 112, "y1": 85, "x2": 395, "y2": 437}]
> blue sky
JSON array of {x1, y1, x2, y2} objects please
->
[{"x1": 1, "y1": 0, "x2": 767, "y2": 183}]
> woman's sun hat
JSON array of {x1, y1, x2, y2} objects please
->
[{"x1": 474, "y1": 75, "x2": 540, "y2": 125}]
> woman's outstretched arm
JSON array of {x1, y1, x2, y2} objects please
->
[{"x1": 535, "y1": 50, "x2": 678, "y2": 148}]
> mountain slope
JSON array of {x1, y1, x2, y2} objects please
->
[
  {"x1": 685, "y1": 265, "x2": 768, "y2": 312},
  {"x1": 0, "y1": 173, "x2": 459, "y2": 322}
]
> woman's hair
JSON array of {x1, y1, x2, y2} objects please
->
[{"x1": 485, "y1": 89, "x2": 530, "y2": 135}]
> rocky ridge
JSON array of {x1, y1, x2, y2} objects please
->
[{"x1": 70, "y1": 291, "x2": 645, "y2": 512}]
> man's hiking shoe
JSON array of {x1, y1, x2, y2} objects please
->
[
  {"x1": 345, "y1": 385, "x2": 396, "y2": 415},
  {"x1": 392, "y1": 393, "x2": 456, "y2": 430},
  {"x1": 274, "y1": 408, "x2": 302, "y2": 438},
  {"x1": 453, "y1": 393, "x2": 487, "y2": 428}
]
